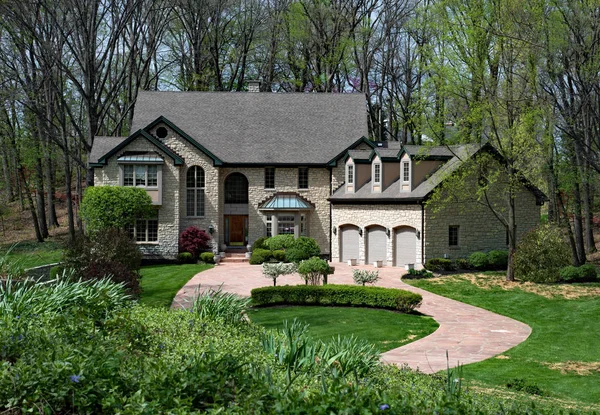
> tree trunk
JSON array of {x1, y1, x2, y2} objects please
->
[
  {"x1": 34, "y1": 156, "x2": 49, "y2": 239},
  {"x1": 19, "y1": 166, "x2": 43, "y2": 242},
  {"x1": 506, "y1": 185, "x2": 517, "y2": 282},
  {"x1": 571, "y1": 181, "x2": 586, "y2": 265},
  {"x1": 44, "y1": 139, "x2": 59, "y2": 228}
]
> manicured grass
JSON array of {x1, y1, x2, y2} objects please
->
[
  {"x1": 406, "y1": 274, "x2": 600, "y2": 406},
  {"x1": 2, "y1": 240, "x2": 63, "y2": 269},
  {"x1": 139, "y1": 263, "x2": 213, "y2": 308},
  {"x1": 247, "y1": 306, "x2": 439, "y2": 352}
]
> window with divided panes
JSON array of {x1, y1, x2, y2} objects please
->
[{"x1": 186, "y1": 166, "x2": 205, "y2": 217}]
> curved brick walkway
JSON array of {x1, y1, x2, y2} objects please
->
[{"x1": 172, "y1": 262, "x2": 531, "y2": 373}]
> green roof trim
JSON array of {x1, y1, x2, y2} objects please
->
[
  {"x1": 143, "y1": 116, "x2": 224, "y2": 166},
  {"x1": 97, "y1": 130, "x2": 184, "y2": 166},
  {"x1": 259, "y1": 193, "x2": 315, "y2": 210},
  {"x1": 327, "y1": 136, "x2": 375, "y2": 166}
]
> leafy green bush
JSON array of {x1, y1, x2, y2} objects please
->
[
  {"x1": 80, "y1": 186, "x2": 155, "y2": 233},
  {"x1": 251, "y1": 285, "x2": 422, "y2": 313},
  {"x1": 252, "y1": 236, "x2": 268, "y2": 251},
  {"x1": 265, "y1": 235, "x2": 295, "y2": 250},
  {"x1": 402, "y1": 269, "x2": 434, "y2": 279},
  {"x1": 506, "y1": 378, "x2": 544, "y2": 396},
  {"x1": 424, "y1": 258, "x2": 454, "y2": 271},
  {"x1": 200, "y1": 252, "x2": 215, "y2": 264},
  {"x1": 469, "y1": 252, "x2": 489, "y2": 270},
  {"x1": 262, "y1": 262, "x2": 297, "y2": 286},
  {"x1": 179, "y1": 226, "x2": 212, "y2": 259},
  {"x1": 559, "y1": 264, "x2": 598, "y2": 283},
  {"x1": 191, "y1": 286, "x2": 251, "y2": 325},
  {"x1": 177, "y1": 252, "x2": 196, "y2": 264},
  {"x1": 285, "y1": 236, "x2": 320, "y2": 263},
  {"x1": 514, "y1": 224, "x2": 571, "y2": 283},
  {"x1": 487, "y1": 250, "x2": 509, "y2": 270},
  {"x1": 272, "y1": 249, "x2": 286, "y2": 262},
  {"x1": 455, "y1": 258, "x2": 472, "y2": 270},
  {"x1": 62, "y1": 229, "x2": 142, "y2": 296},
  {"x1": 250, "y1": 248, "x2": 273, "y2": 265},
  {"x1": 297, "y1": 257, "x2": 330, "y2": 285},
  {"x1": 352, "y1": 269, "x2": 380, "y2": 286}
]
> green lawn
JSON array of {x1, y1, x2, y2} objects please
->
[
  {"x1": 406, "y1": 274, "x2": 600, "y2": 406},
  {"x1": 247, "y1": 306, "x2": 439, "y2": 352},
  {"x1": 139, "y1": 263, "x2": 213, "y2": 308},
  {"x1": 1, "y1": 240, "x2": 63, "y2": 270}
]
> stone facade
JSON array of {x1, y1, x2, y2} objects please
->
[{"x1": 331, "y1": 204, "x2": 423, "y2": 265}]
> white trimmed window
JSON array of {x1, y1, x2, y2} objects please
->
[
  {"x1": 123, "y1": 165, "x2": 158, "y2": 187},
  {"x1": 347, "y1": 164, "x2": 354, "y2": 185},
  {"x1": 374, "y1": 163, "x2": 381, "y2": 184},
  {"x1": 186, "y1": 166, "x2": 205, "y2": 217},
  {"x1": 402, "y1": 161, "x2": 410, "y2": 182},
  {"x1": 266, "y1": 215, "x2": 273, "y2": 237},
  {"x1": 300, "y1": 214, "x2": 307, "y2": 236},
  {"x1": 128, "y1": 218, "x2": 158, "y2": 243},
  {"x1": 278, "y1": 215, "x2": 295, "y2": 235}
]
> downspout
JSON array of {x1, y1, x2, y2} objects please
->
[
  {"x1": 421, "y1": 202, "x2": 425, "y2": 266},
  {"x1": 328, "y1": 167, "x2": 333, "y2": 262}
]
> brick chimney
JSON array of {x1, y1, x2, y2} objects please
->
[{"x1": 247, "y1": 80, "x2": 261, "y2": 93}]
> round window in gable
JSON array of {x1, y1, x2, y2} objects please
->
[{"x1": 156, "y1": 126, "x2": 168, "y2": 139}]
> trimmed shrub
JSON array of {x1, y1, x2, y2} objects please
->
[
  {"x1": 200, "y1": 252, "x2": 215, "y2": 264},
  {"x1": 265, "y1": 234, "x2": 294, "y2": 251},
  {"x1": 262, "y1": 262, "x2": 297, "y2": 286},
  {"x1": 352, "y1": 269, "x2": 380, "y2": 286},
  {"x1": 424, "y1": 258, "x2": 454, "y2": 272},
  {"x1": 251, "y1": 285, "x2": 422, "y2": 313},
  {"x1": 297, "y1": 257, "x2": 330, "y2": 285},
  {"x1": 469, "y1": 252, "x2": 489, "y2": 270},
  {"x1": 250, "y1": 249, "x2": 272, "y2": 265},
  {"x1": 177, "y1": 252, "x2": 195, "y2": 264},
  {"x1": 487, "y1": 250, "x2": 509, "y2": 270},
  {"x1": 514, "y1": 224, "x2": 571, "y2": 283},
  {"x1": 455, "y1": 258, "x2": 472, "y2": 270},
  {"x1": 285, "y1": 236, "x2": 321, "y2": 263},
  {"x1": 272, "y1": 250, "x2": 286, "y2": 262},
  {"x1": 402, "y1": 269, "x2": 434, "y2": 279},
  {"x1": 252, "y1": 236, "x2": 268, "y2": 251},
  {"x1": 559, "y1": 264, "x2": 598, "y2": 283},
  {"x1": 179, "y1": 226, "x2": 212, "y2": 259}
]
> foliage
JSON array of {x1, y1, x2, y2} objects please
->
[
  {"x1": 80, "y1": 186, "x2": 154, "y2": 233},
  {"x1": 559, "y1": 264, "x2": 597, "y2": 283},
  {"x1": 250, "y1": 248, "x2": 273, "y2": 265},
  {"x1": 468, "y1": 252, "x2": 489, "y2": 270},
  {"x1": 179, "y1": 226, "x2": 212, "y2": 259},
  {"x1": 487, "y1": 250, "x2": 509, "y2": 270},
  {"x1": 262, "y1": 262, "x2": 297, "y2": 286},
  {"x1": 506, "y1": 378, "x2": 544, "y2": 396},
  {"x1": 285, "y1": 236, "x2": 321, "y2": 263},
  {"x1": 252, "y1": 237, "x2": 268, "y2": 251},
  {"x1": 62, "y1": 229, "x2": 142, "y2": 296},
  {"x1": 264, "y1": 234, "x2": 295, "y2": 251},
  {"x1": 0, "y1": 247, "x2": 25, "y2": 280},
  {"x1": 514, "y1": 225, "x2": 572, "y2": 283},
  {"x1": 352, "y1": 269, "x2": 380, "y2": 286},
  {"x1": 177, "y1": 252, "x2": 195, "y2": 264},
  {"x1": 272, "y1": 249, "x2": 286, "y2": 262},
  {"x1": 251, "y1": 285, "x2": 422, "y2": 313},
  {"x1": 455, "y1": 258, "x2": 472, "y2": 270},
  {"x1": 297, "y1": 257, "x2": 330, "y2": 285},
  {"x1": 200, "y1": 252, "x2": 215, "y2": 264},
  {"x1": 402, "y1": 268, "x2": 435, "y2": 280},
  {"x1": 191, "y1": 286, "x2": 251, "y2": 325},
  {"x1": 425, "y1": 258, "x2": 455, "y2": 272}
]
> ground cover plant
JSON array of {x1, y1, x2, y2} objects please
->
[
  {"x1": 248, "y1": 306, "x2": 439, "y2": 352},
  {"x1": 0, "y1": 276, "x2": 561, "y2": 414},
  {"x1": 0, "y1": 240, "x2": 63, "y2": 271},
  {"x1": 406, "y1": 273, "x2": 600, "y2": 407},
  {"x1": 140, "y1": 263, "x2": 213, "y2": 307}
]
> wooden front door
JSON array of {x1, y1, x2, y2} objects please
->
[{"x1": 227, "y1": 215, "x2": 247, "y2": 245}]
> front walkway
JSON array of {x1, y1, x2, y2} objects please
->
[{"x1": 172, "y1": 262, "x2": 531, "y2": 374}]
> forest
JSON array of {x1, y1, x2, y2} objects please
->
[{"x1": 0, "y1": 0, "x2": 598, "y2": 269}]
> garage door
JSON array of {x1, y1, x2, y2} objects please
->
[
  {"x1": 395, "y1": 227, "x2": 416, "y2": 266},
  {"x1": 340, "y1": 225, "x2": 360, "y2": 262},
  {"x1": 367, "y1": 226, "x2": 387, "y2": 265}
]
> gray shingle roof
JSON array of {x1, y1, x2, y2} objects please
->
[
  {"x1": 348, "y1": 150, "x2": 372, "y2": 160},
  {"x1": 403, "y1": 145, "x2": 463, "y2": 158},
  {"x1": 130, "y1": 92, "x2": 369, "y2": 165},
  {"x1": 89, "y1": 136, "x2": 126, "y2": 164}
]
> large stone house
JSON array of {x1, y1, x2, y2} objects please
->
[{"x1": 89, "y1": 90, "x2": 544, "y2": 266}]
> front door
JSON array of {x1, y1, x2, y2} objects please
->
[{"x1": 227, "y1": 215, "x2": 247, "y2": 245}]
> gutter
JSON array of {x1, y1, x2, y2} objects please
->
[
  {"x1": 328, "y1": 167, "x2": 333, "y2": 261},
  {"x1": 420, "y1": 202, "x2": 425, "y2": 266}
]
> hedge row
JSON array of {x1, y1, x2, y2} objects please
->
[{"x1": 250, "y1": 284, "x2": 422, "y2": 313}]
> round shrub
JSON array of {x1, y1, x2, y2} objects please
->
[
  {"x1": 297, "y1": 257, "x2": 330, "y2": 285},
  {"x1": 559, "y1": 263, "x2": 597, "y2": 283},
  {"x1": 177, "y1": 252, "x2": 196, "y2": 264},
  {"x1": 200, "y1": 252, "x2": 215, "y2": 264},
  {"x1": 455, "y1": 258, "x2": 472, "y2": 270},
  {"x1": 558, "y1": 265, "x2": 580, "y2": 282},
  {"x1": 179, "y1": 226, "x2": 212, "y2": 259},
  {"x1": 272, "y1": 250, "x2": 286, "y2": 262},
  {"x1": 265, "y1": 235, "x2": 294, "y2": 251},
  {"x1": 579, "y1": 264, "x2": 598, "y2": 281},
  {"x1": 285, "y1": 236, "x2": 321, "y2": 263},
  {"x1": 402, "y1": 269, "x2": 434, "y2": 279},
  {"x1": 468, "y1": 252, "x2": 489, "y2": 270},
  {"x1": 352, "y1": 269, "x2": 380, "y2": 286},
  {"x1": 487, "y1": 250, "x2": 508, "y2": 270},
  {"x1": 252, "y1": 236, "x2": 268, "y2": 251},
  {"x1": 249, "y1": 248, "x2": 272, "y2": 265},
  {"x1": 514, "y1": 224, "x2": 571, "y2": 283},
  {"x1": 424, "y1": 258, "x2": 454, "y2": 272}
]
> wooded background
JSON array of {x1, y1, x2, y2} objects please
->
[{"x1": 0, "y1": 0, "x2": 598, "y2": 267}]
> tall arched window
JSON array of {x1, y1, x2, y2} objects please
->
[{"x1": 186, "y1": 166, "x2": 205, "y2": 216}]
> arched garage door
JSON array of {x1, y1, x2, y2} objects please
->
[
  {"x1": 367, "y1": 226, "x2": 387, "y2": 265},
  {"x1": 394, "y1": 227, "x2": 416, "y2": 267},
  {"x1": 340, "y1": 225, "x2": 360, "y2": 262}
]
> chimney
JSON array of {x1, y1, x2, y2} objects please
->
[{"x1": 247, "y1": 79, "x2": 261, "y2": 93}]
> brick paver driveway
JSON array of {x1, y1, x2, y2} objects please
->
[{"x1": 172, "y1": 262, "x2": 531, "y2": 374}]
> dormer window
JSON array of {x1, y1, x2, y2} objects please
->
[
  {"x1": 374, "y1": 163, "x2": 381, "y2": 184},
  {"x1": 118, "y1": 153, "x2": 163, "y2": 205},
  {"x1": 403, "y1": 161, "x2": 410, "y2": 182},
  {"x1": 347, "y1": 164, "x2": 354, "y2": 185}
]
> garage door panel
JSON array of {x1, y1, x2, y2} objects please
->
[
  {"x1": 395, "y1": 228, "x2": 416, "y2": 266},
  {"x1": 340, "y1": 226, "x2": 359, "y2": 262},
  {"x1": 367, "y1": 226, "x2": 387, "y2": 265}
]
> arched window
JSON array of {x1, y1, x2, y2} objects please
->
[
  {"x1": 225, "y1": 173, "x2": 248, "y2": 204},
  {"x1": 186, "y1": 166, "x2": 205, "y2": 216}
]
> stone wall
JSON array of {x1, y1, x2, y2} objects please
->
[{"x1": 331, "y1": 204, "x2": 423, "y2": 265}]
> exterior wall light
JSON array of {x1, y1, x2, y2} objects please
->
[
  {"x1": 386, "y1": 228, "x2": 391, "y2": 237},
  {"x1": 416, "y1": 229, "x2": 420, "y2": 239},
  {"x1": 208, "y1": 224, "x2": 215, "y2": 234},
  {"x1": 332, "y1": 226, "x2": 337, "y2": 235},
  {"x1": 358, "y1": 227, "x2": 363, "y2": 237}
]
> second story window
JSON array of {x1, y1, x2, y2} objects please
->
[
  {"x1": 347, "y1": 165, "x2": 354, "y2": 185},
  {"x1": 374, "y1": 163, "x2": 381, "y2": 184},
  {"x1": 402, "y1": 161, "x2": 410, "y2": 182},
  {"x1": 298, "y1": 167, "x2": 309, "y2": 189},
  {"x1": 186, "y1": 166, "x2": 205, "y2": 217},
  {"x1": 123, "y1": 165, "x2": 158, "y2": 187},
  {"x1": 449, "y1": 225, "x2": 459, "y2": 246},
  {"x1": 265, "y1": 167, "x2": 275, "y2": 189}
]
